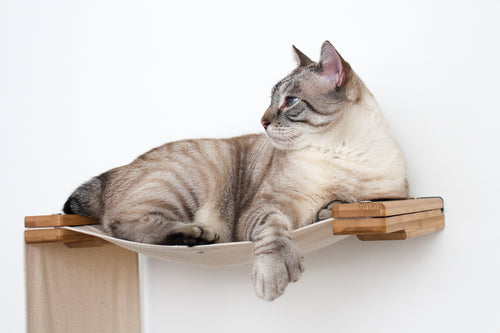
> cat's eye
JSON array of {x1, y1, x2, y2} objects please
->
[{"x1": 284, "y1": 96, "x2": 299, "y2": 108}]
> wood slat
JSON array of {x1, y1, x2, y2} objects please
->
[
  {"x1": 332, "y1": 209, "x2": 443, "y2": 235},
  {"x1": 356, "y1": 214, "x2": 445, "y2": 241},
  {"x1": 332, "y1": 197, "x2": 443, "y2": 218},
  {"x1": 25, "y1": 214, "x2": 97, "y2": 228},
  {"x1": 25, "y1": 228, "x2": 101, "y2": 244}
]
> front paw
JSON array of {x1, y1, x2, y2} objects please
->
[{"x1": 252, "y1": 244, "x2": 305, "y2": 301}]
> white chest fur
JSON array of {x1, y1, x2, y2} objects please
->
[{"x1": 285, "y1": 114, "x2": 408, "y2": 206}]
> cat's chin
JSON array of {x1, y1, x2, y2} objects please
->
[{"x1": 266, "y1": 134, "x2": 305, "y2": 151}]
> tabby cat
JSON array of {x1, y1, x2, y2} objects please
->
[{"x1": 64, "y1": 41, "x2": 408, "y2": 301}]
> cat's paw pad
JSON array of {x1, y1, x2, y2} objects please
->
[
  {"x1": 164, "y1": 224, "x2": 219, "y2": 246},
  {"x1": 252, "y1": 247, "x2": 305, "y2": 301}
]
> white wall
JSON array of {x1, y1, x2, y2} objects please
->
[{"x1": 2, "y1": 0, "x2": 499, "y2": 332}]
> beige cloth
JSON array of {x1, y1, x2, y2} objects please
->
[
  {"x1": 66, "y1": 218, "x2": 350, "y2": 266},
  {"x1": 25, "y1": 242, "x2": 141, "y2": 333}
]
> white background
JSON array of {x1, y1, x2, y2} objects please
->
[{"x1": 2, "y1": 0, "x2": 500, "y2": 332}]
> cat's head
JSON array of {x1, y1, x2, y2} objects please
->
[{"x1": 262, "y1": 41, "x2": 362, "y2": 150}]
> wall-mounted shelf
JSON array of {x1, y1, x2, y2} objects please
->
[
  {"x1": 24, "y1": 197, "x2": 444, "y2": 333},
  {"x1": 24, "y1": 197, "x2": 444, "y2": 265}
]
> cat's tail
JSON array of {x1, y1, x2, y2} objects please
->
[{"x1": 63, "y1": 172, "x2": 108, "y2": 218}]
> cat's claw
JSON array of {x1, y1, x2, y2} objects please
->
[
  {"x1": 164, "y1": 223, "x2": 219, "y2": 246},
  {"x1": 252, "y1": 243, "x2": 305, "y2": 301}
]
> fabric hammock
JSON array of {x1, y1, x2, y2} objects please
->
[{"x1": 63, "y1": 218, "x2": 350, "y2": 266}]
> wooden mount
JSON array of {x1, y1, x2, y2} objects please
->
[
  {"x1": 332, "y1": 197, "x2": 445, "y2": 241},
  {"x1": 24, "y1": 214, "x2": 104, "y2": 247}
]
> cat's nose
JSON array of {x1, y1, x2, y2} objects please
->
[{"x1": 261, "y1": 119, "x2": 271, "y2": 129}]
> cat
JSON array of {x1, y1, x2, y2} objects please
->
[{"x1": 63, "y1": 41, "x2": 408, "y2": 301}]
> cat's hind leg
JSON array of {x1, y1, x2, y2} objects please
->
[{"x1": 194, "y1": 202, "x2": 232, "y2": 243}]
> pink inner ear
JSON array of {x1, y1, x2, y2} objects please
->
[
  {"x1": 337, "y1": 69, "x2": 345, "y2": 87},
  {"x1": 320, "y1": 42, "x2": 344, "y2": 87}
]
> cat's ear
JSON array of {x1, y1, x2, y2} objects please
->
[
  {"x1": 292, "y1": 45, "x2": 314, "y2": 67},
  {"x1": 319, "y1": 41, "x2": 345, "y2": 87}
]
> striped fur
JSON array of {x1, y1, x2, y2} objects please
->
[{"x1": 64, "y1": 41, "x2": 408, "y2": 300}]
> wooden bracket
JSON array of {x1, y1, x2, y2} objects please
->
[
  {"x1": 332, "y1": 197, "x2": 445, "y2": 241},
  {"x1": 24, "y1": 214, "x2": 105, "y2": 247}
]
